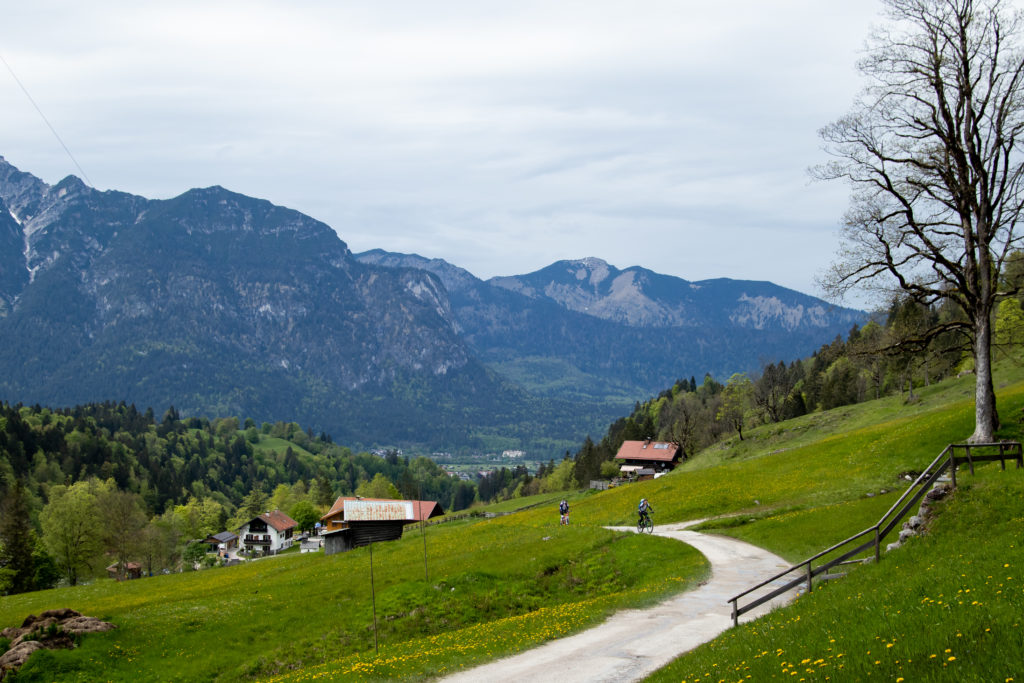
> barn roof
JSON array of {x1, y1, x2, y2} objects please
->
[{"x1": 321, "y1": 497, "x2": 444, "y2": 522}]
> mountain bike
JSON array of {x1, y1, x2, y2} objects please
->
[{"x1": 637, "y1": 511, "x2": 653, "y2": 533}]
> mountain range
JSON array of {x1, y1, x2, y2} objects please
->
[{"x1": 0, "y1": 155, "x2": 863, "y2": 453}]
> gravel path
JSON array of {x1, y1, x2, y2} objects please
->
[{"x1": 440, "y1": 521, "x2": 795, "y2": 683}]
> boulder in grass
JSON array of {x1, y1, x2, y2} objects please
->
[
  {"x1": 0, "y1": 609, "x2": 115, "y2": 681},
  {"x1": 0, "y1": 640, "x2": 45, "y2": 679}
]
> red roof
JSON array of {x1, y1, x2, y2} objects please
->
[
  {"x1": 260, "y1": 510, "x2": 298, "y2": 532},
  {"x1": 321, "y1": 496, "x2": 444, "y2": 522},
  {"x1": 614, "y1": 440, "x2": 680, "y2": 462}
]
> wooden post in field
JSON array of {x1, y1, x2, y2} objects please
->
[
  {"x1": 370, "y1": 542, "x2": 378, "y2": 655},
  {"x1": 419, "y1": 485, "x2": 429, "y2": 582}
]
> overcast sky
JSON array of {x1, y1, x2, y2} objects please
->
[{"x1": 1, "y1": 1, "x2": 884, "y2": 302}]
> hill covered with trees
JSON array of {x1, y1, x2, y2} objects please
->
[{"x1": 0, "y1": 401, "x2": 476, "y2": 593}]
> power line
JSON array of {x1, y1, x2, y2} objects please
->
[{"x1": 0, "y1": 51, "x2": 94, "y2": 187}]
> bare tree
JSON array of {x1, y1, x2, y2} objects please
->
[{"x1": 815, "y1": 0, "x2": 1024, "y2": 441}]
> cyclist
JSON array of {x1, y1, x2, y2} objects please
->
[
  {"x1": 559, "y1": 499, "x2": 570, "y2": 525},
  {"x1": 638, "y1": 498, "x2": 653, "y2": 527}
]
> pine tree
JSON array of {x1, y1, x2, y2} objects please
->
[{"x1": 0, "y1": 479, "x2": 36, "y2": 594}]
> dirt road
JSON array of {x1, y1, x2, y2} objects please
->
[{"x1": 440, "y1": 521, "x2": 794, "y2": 683}]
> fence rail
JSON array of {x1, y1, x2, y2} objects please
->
[{"x1": 727, "y1": 441, "x2": 1022, "y2": 626}]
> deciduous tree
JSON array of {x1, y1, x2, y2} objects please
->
[
  {"x1": 356, "y1": 472, "x2": 401, "y2": 499},
  {"x1": 815, "y1": 0, "x2": 1024, "y2": 442},
  {"x1": 40, "y1": 482, "x2": 104, "y2": 586},
  {"x1": 289, "y1": 500, "x2": 321, "y2": 533},
  {"x1": 717, "y1": 373, "x2": 753, "y2": 441},
  {"x1": 101, "y1": 490, "x2": 147, "y2": 580}
]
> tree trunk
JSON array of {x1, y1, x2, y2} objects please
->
[{"x1": 970, "y1": 313, "x2": 1000, "y2": 442}]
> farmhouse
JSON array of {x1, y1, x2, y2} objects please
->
[
  {"x1": 320, "y1": 497, "x2": 444, "y2": 556},
  {"x1": 614, "y1": 439, "x2": 681, "y2": 477},
  {"x1": 237, "y1": 510, "x2": 298, "y2": 556}
]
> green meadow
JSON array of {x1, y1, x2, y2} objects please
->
[
  {"x1": 0, "y1": 510, "x2": 706, "y2": 681},
  {"x1": 647, "y1": 465, "x2": 1024, "y2": 682},
  {"x1": 4, "y1": 363, "x2": 1024, "y2": 680}
]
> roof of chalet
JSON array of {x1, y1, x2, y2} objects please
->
[
  {"x1": 106, "y1": 561, "x2": 142, "y2": 572},
  {"x1": 614, "y1": 440, "x2": 680, "y2": 462},
  {"x1": 207, "y1": 531, "x2": 238, "y2": 543},
  {"x1": 321, "y1": 496, "x2": 445, "y2": 523},
  {"x1": 237, "y1": 510, "x2": 298, "y2": 533}
]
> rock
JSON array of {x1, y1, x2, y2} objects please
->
[
  {"x1": 886, "y1": 541, "x2": 901, "y2": 552},
  {"x1": 906, "y1": 515, "x2": 923, "y2": 529},
  {"x1": 62, "y1": 616, "x2": 116, "y2": 635},
  {"x1": 899, "y1": 528, "x2": 916, "y2": 542},
  {"x1": 0, "y1": 609, "x2": 115, "y2": 681},
  {"x1": 38, "y1": 608, "x2": 81, "y2": 621},
  {"x1": 926, "y1": 485, "x2": 951, "y2": 501},
  {"x1": 0, "y1": 640, "x2": 44, "y2": 676}
]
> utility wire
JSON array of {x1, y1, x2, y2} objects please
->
[{"x1": 0, "y1": 51, "x2": 94, "y2": 187}]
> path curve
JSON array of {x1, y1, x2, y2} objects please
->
[{"x1": 441, "y1": 521, "x2": 795, "y2": 683}]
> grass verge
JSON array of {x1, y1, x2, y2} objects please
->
[{"x1": 646, "y1": 464, "x2": 1024, "y2": 682}]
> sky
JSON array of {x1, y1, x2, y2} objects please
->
[{"x1": 0, "y1": 1, "x2": 885, "y2": 303}]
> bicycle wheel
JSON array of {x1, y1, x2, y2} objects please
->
[
  {"x1": 636, "y1": 518, "x2": 644, "y2": 533},
  {"x1": 643, "y1": 516, "x2": 653, "y2": 533}
]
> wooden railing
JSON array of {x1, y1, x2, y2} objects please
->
[{"x1": 727, "y1": 441, "x2": 1022, "y2": 626}]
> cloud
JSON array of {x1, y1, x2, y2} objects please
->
[{"x1": 0, "y1": 0, "x2": 882, "y2": 299}]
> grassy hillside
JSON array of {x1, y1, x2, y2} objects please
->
[
  {"x1": 633, "y1": 364, "x2": 1024, "y2": 681},
  {"x1": 0, "y1": 511, "x2": 706, "y2": 681},
  {"x1": 559, "y1": 364, "x2": 1024, "y2": 530},
  {"x1": 648, "y1": 465, "x2": 1024, "y2": 682},
  {"x1": 4, "y1": 360, "x2": 1024, "y2": 680}
]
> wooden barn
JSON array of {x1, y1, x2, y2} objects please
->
[{"x1": 320, "y1": 497, "x2": 444, "y2": 556}]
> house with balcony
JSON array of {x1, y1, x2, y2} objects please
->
[
  {"x1": 237, "y1": 510, "x2": 298, "y2": 556},
  {"x1": 614, "y1": 439, "x2": 681, "y2": 478}
]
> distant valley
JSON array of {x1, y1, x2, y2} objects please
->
[{"x1": 0, "y1": 155, "x2": 864, "y2": 454}]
